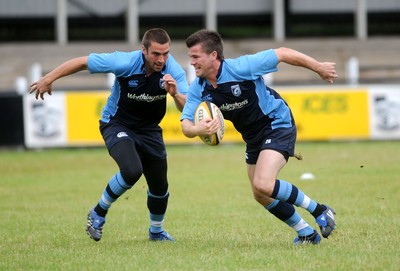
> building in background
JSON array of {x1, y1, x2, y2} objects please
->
[{"x1": 0, "y1": 0, "x2": 399, "y2": 43}]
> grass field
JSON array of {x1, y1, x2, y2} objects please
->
[{"x1": 1, "y1": 141, "x2": 399, "y2": 271}]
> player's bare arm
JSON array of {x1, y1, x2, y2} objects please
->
[
  {"x1": 274, "y1": 47, "x2": 338, "y2": 84},
  {"x1": 181, "y1": 118, "x2": 219, "y2": 138},
  {"x1": 162, "y1": 74, "x2": 186, "y2": 111},
  {"x1": 29, "y1": 56, "x2": 89, "y2": 100}
]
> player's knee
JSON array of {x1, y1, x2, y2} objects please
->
[
  {"x1": 120, "y1": 165, "x2": 143, "y2": 186},
  {"x1": 252, "y1": 179, "x2": 275, "y2": 198},
  {"x1": 148, "y1": 181, "x2": 168, "y2": 196}
]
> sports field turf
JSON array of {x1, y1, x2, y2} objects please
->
[{"x1": 0, "y1": 141, "x2": 399, "y2": 270}]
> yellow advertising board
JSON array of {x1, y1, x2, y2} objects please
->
[
  {"x1": 66, "y1": 91, "x2": 108, "y2": 145},
  {"x1": 159, "y1": 99, "x2": 199, "y2": 144},
  {"x1": 280, "y1": 88, "x2": 370, "y2": 140},
  {"x1": 64, "y1": 91, "x2": 234, "y2": 145},
  {"x1": 64, "y1": 88, "x2": 370, "y2": 146}
]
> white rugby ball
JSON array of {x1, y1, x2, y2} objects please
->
[{"x1": 194, "y1": 101, "x2": 225, "y2": 146}]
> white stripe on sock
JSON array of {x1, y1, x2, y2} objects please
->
[
  {"x1": 300, "y1": 195, "x2": 311, "y2": 209},
  {"x1": 150, "y1": 219, "x2": 164, "y2": 228},
  {"x1": 101, "y1": 195, "x2": 112, "y2": 207},
  {"x1": 293, "y1": 218, "x2": 309, "y2": 232}
]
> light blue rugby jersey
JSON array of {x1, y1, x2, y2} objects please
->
[
  {"x1": 88, "y1": 50, "x2": 189, "y2": 128},
  {"x1": 181, "y1": 49, "x2": 295, "y2": 144}
]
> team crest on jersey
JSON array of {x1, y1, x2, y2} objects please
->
[
  {"x1": 231, "y1": 84, "x2": 241, "y2": 97},
  {"x1": 159, "y1": 79, "x2": 165, "y2": 89}
]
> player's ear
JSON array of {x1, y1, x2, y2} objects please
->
[
  {"x1": 141, "y1": 45, "x2": 147, "y2": 55},
  {"x1": 211, "y1": 50, "x2": 218, "y2": 60}
]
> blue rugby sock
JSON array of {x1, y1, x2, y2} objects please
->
[
  {"x1": 265, "y1": 200, "x2": 314, "y2": 236},
  {"x1": 96, "y1": 172, "x2": 132, "y2": 215},
  {"x1": 271, "y1": 179, "x2": 318, "y2": 214},
  {"x1": 148, "y1": 191, "x2": 169, "y2": 233},
  {"x1": 149, "y1": 213, "x2": 165, "y2": 234}
]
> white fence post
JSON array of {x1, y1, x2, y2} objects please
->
[
  {"x1": 29, "y1": 63, "x2": 42, "y2": 84},
  {"x1": 107, "y1": 73, "x2": 115, "y2": 89},
  {"x1": 346, "y1": 57, "x2": 359, "y2": 85},
  {"x1": 262, "y1": 73, "x2": 274, "y2": 86},
  {"x1": 187, "y1": 62, "x2": 196, "y2": 84},
  {"x1": 15, "y1": 76, "x2": 28, "y2": 95}
]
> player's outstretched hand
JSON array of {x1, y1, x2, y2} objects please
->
[
  {"x1": 318, "y1": 62, "x2": 338, "y2": 84},
  {"x1": 29, "y1": 77, "x2": 53, "y2": 100}
]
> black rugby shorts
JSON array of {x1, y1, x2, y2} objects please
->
[
  {"x1": 245, "y1": 126, "x2": 296, "y2": 164},
  {"x1": 100, "y1": 121, "x2": 166, "y2": 160}
]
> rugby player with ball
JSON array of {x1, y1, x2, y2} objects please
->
[{"x1": 181, "y1": 29, "x2": 337, "y2": 245}]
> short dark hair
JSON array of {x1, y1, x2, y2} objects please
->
[
  {"x1": 142, "y1": 28, "x2": 171, "y2": 49},
  {"x1": 185, "y1": 29, "x2": 224, "y2": 61}
]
